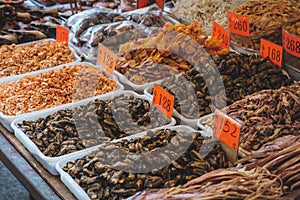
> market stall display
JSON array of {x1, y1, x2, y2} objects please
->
[
  {"x1": 230, "y1": 0, "x2": 300, "y2": 51},
  {"x1": 0, "y1": 40, "x2": 78, "y2": 79},
  {"x1": 0, "y1": 0, "x2": 299, "y2": 199},
  {"x1": 59, "y1": 126, "x2": 230, "y2": 199}
]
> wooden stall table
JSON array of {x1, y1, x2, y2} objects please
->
[{"x1": 0, "y1": 124, "x2": 76, "y2": 200}]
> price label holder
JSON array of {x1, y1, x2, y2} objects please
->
[
  {"x1": 282, "y1": 29, "x2": 300, "y2": 58},
  {"x1": 213, "y1": 109, "x2": 242, "y2": 163},
  {"x1": 156, "y1": 0, "x2": 164, "y2": 10},
  {"x1": 152, "y1": 84, "x2": 174, "y2": 118},
  {"x1": 212, "y1": 21, "x2": 230, "y2": 49},
  {"x1": 228, "y1": 11, "x2": 250, "y2": 37},
  {"x1": 137, "y1": 0, "x2": 150, "y2": 9},
  {"x1": 260, "y1": 39, "x2": 283, "y2": 67},
  {"x1": 97, "y1": 44, "x2": 117, "y2": 75},
  {"x1": 56, "y1": 25, "x2": 69, "y2": 46}
]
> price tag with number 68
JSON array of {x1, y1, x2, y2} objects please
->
[
  {"x1": 152, "y1": 84, "x2": 174, "y2": 118},
  {"x1": 213, "y1": 109, "x2": 242, "y2": 152}
]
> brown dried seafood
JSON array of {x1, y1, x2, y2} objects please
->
[
  {"x1": 223, "y1": 82, "x2": 300, "y2": 152},
  {"x1": 153, "y1": 52, "x2": 293, "y2": 119},
  {"x1": 63, "y1": 129, "x2": 230, "y2": 199},
  {"x1": 230, "y1": 0, "x2": 300, "y2": 50},
  {"x1": 129, "y1": 168, "x2": 285, "y2": 200},
  {"x1": 0, "y1": 65, "x2": 118, "y2": 115},
  {"x1": 238, "y1": 135, "x2": 300, "y2": 191},
  {"x1": 117, "y1": 22, "x2": 227, "y2": 85},
  {"x1": 18, "y1": 95, "x2": 171, "y2": 157},
  {"x1": 72, "y1": 20, "x2": 148, "y2": 57},
  {"x1": 0, "y1": 40, "x2": 76, "y2": 78}
]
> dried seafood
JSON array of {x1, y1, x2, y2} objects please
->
[
  {"x1": 172, "y1": 0, "x2": 246, "y2": 29},
  {"x1": 0, "y1": 65, "x2": 119, "y2": 115},
  {"x1": 153, "y1": 52, "x2": 293, "y2": 119},
  {"x1": 231, "y1": 0, "x2": 300, "y2": 50},
  {"x1": 238, "y1": 135, "x2": 300, "y2": 190},
  {"x1": 63, "y1": 128, "x2": 230, "y2": 199},
  {"x1": 129, "y1": 168, "x2": 285, "y2": 200},
  {"x1": 117, "y1": 22, "x2": 227, "y2": 85},
  {"x1": 223, "y1": 82, "x2": 300, "y2": 151},
  {"x1": 18, "y1": 94, "x2": 171, "y2": 157},
  {"x1": 0, "y1": 40, "x2": 76, "y2": 78}
]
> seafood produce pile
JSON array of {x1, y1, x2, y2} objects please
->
[
  {"x1": 116, "y1": 22, "x2": 227, "y2": 85},
  {"x1": 0, "y1": 1, "x2": 299, "y2": 200},
  {"x1": 18, "y1": 94, "x2": 172, "y2": 156},
  {"x1": 0, "y1": 64, "x2": 119, "y2": 115},
  {"x1": 224, "y1": 82, "x2": 300, "y2": 151},
  {"x1": 152, "y1": 52, "x2": 293, "y2": 119},
  {"x1": 68, "y1": 5, "x2": 179, "y2": 59},
  {"x1": 230, "y1": 0, "x2": 300, "y2": 50},
  {"x1": 238, "y1": 135, "x2": 300, "y2": 191},
  {"x1": 129, "y1": 168, "x2": 285, "y2": 199},
  {"x1": 63, "y1": 128, "x2": 230, "y2": 199},
  {"x1": 0, "y1": 40, "x2": 76, "y2": 78}
]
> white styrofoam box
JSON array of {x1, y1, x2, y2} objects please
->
[
  {"x1": 55, "y1": 125, "x2": 207, "y2": 200},
  {"x1": 11, "y1": 90, "x2": 175, "y2": 175},
  {"x1": 144, "y1": 85, "x2": 200, "y2": 128},
  {"x1": 0, "y1": 38, "x2": 82, "y2": 83},
  {"x1": 0, "y1": 62, "x2": 123, "y2": 131}
]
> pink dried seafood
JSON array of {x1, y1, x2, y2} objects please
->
[
  {"x1": 0, "y1": 40, "x2": 76, "y2": 78},
  {"x1": 0, "y1": 64, "x2": 119, "y2": 115}
]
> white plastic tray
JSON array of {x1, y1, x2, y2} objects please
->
[
  {"x1": 55, "y1": 125, "x2": 208, "y2": 200},
  {"x1": 11, "y1": 90, "x2": 175, "y2": 175},
  {"x1": 1, "y1": 62, "x2": 123, "y2": 131},
  {"x1": 144, "y1": 85, "x2": 200, "y2": 128},
  {"x1": 0, "y1": 38, "x2": 82, "y2": 83}
]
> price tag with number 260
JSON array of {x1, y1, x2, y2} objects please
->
[
  {"x1": 213, "y1": 109, "x2": 242, "y2": 152},
  {"x1": 152, "y1": 84, "x2": 174, "y2": 118}
]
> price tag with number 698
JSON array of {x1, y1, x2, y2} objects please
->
[
  {"x1": 213, "y1": 109, "x2": 242, "y2": 152},
  {"x1": 152, "y1": 84, "x2": 174, "y2": 118},
  {"x1": 56, "y1": 25, "x2": 69, "y2": 46}
]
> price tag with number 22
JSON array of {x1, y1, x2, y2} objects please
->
[
  {"x1": 213, "y1": 109, "x2": 242, "y2": 152},
  {"x1": 152, "y1": 84, "x2": 174, "y2": 118}
]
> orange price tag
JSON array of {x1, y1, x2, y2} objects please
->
[
  {"x1": 156, "y1": 0, "x2": 164, "y2": 10},
  {"x1": 282, "y1": 29, "x2": 300, "y2": 58},
  {"x1": 212, "y1": 22, "x2": 230, "y2": 49},
  {"x1": 213, "y1": 110, "x2": 241, "y2": 152},
  {"x1": 260, "y1": 39, "x2": 283, "y2": 67},
  {"x1": 137, "y1": 0, "x2": 150, "y2": 8},
  {"x1": 97, "y1": 44, "x2": 116, "y2": 75},
  {"x1": 152, "y1": 84, "x2": 174, "y2": 118},
  {"x1": 56, "y1": 25, "x2": 69, "y2": 46},
  {"x1": 228, "y1": 11, "x2": 250, "y2": 37}
]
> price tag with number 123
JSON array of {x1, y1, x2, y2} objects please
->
[{"x1": 97, "y1": 44, "x2": 116, "y2": 75}]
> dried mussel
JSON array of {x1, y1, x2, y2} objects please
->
[
  {"x1": 63, "y1": 128, "x2": 230, "y2": 199},
  {"x1": 18, "y1": 95, "x2": 171, "y2": 157}
]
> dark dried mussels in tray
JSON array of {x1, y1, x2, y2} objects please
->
[
  {"x1": 63, "y1": 128, "x2": 230, "y2": 199},
  {"x1": 155, "y1": 52, "x2": 293, "y2": 119},
  {"x1": 18, "y1": 94, "x2": 171, "y2": 157}
]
